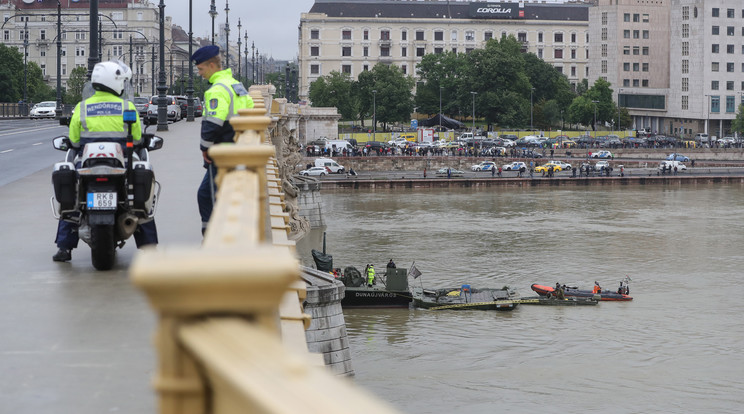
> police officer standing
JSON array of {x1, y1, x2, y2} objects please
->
[
  {"x1": 53, "y1": 61, "x2": 158, "y2": 262},
  {"x1": 191, "y1": 45, "x2": 254, "y2": 235}
]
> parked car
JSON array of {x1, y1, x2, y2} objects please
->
[
  {"x1": 591, "y1": 150, "x2": 613, "y2": 159},
  {"x1": 147, "y1": 95, "x2": 181, "y2": 122},
  {"x1": 534, "y1": 163, "x2": 562, "y2": 174},
  {"x1": 387, "y1": 138, "x2": 409, "y2": 148},
  {"x1": 435, "y1": 167, "x2": 464, "y2": 177},
  {"x1": 299, "y1": 166, "x2": 329, "y2": 176},
  {"x1": 364, "y1": 141, "x2": 389, "y2": 153},
  {"x1": 595, "y1": 160, "x2": 611, "y2": 171},
  {"x1": 471, "y1": 161, "x2": 496, "y2": 172},
  {"x1": 193, "y1": 97, "x2": 203, "y2": 117},
  {"x1": 548, "y1": 160, "x2": 572, "y2": 170},
  {"x1": 666, "y1": 153, "x2": 690, "y2": 162},
  {"x1": 503, "y1": 161, "x2": 527, "y2": 171},
  {"x1": 658, "y1": 160, "x2": 687, "y2": 172},
  {"x1": 133, "y1": 97, "x2": 149, "y2": 117},
  {"x1": 29, "y1": 101, "x2": 57, "y2": 119}
]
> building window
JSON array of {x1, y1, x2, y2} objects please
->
[
  {"x1": 485, "y1": 31, "x2": 493, "y2": 41},
  {"x1": 451, "y1": 30, "x2": 457, "y2": 41},
  {"x1": 624, "y1": 79, "x2": 630, "y2": 87},
  {"x1": 434, "y1": 47, "x2": 443, "y2": 54},
  {"x1": 727, "y1": 44, "x2": 734, "y2": 54},
  {"x1": 401, "y1": 30, "x2": 407, "y2": 41},
  {"x1": 682, "y1": 24, "x2": 689, "y2": 38},
  {"x1": 537, "y1": 48, "x2": 543, "y2": 58},
  {"x1": 571, "y1": 66, "x2": 576, "y2": 77},
  {"x1": 727, "y1": 62, "x2": 735, "y2": 72},
  {"x1": 712, "y1": 8, "x2": 720, "y2": 18},
  {"x1": 643, "y1": 47, "x2": 649, "y2": 55},
  {"x1": 682, "y1": 6, "x2": 690, "y2": 20},
  {"x1": 642, "y1": 79, "x2": 648, "y2": 87},
  {"x1": 633, "y1": 46, "x2": 640, "y2": 55},
  {"x1": 310, "y1": 64, "x2": 319, "y2": 74},
  {"x1": 555, "y1": 66, "x2": 563, "y2": 74},
  {"x1": 602, "y1": 12, "x2": 608, "y2": 25},
  {"x1": 712, "y1": 26, "x2": 719, "y2": 35},
  {"x1": 380, "y1": 46, "x2": 391, "y2": 57},
  {"x1": 75, "y1": 46, "x2": 85, "y2": 57},
  {"x1": 402, "y1": 47, "x2": 407, "y2": 57},
  {"x1": 682, "y1": 95, "x2": 688, "y2": 110},
  {"x1": 727, "y1": 81, "x2": 735, "y2": 90},
  {"x1": 633, "y1": 30, "x2": 640, "y2": 39},
  {"x1": 682, "y1": 60, "x2": 689, "y2": 74},
  {"x1": 39, "y1": 29, "x2": 46, "y2": 40},
  {"x1": 3, "y1": 30, "x2": 8, "y2": 41},
  {"x1": 61, "y1": 64, "x2": 67, "y2": 76},
  {"x1": 624, "y1": 13, "x2": 630, "y2": 22},
  {"x1": 633, "y1": 63, "x2": 640, "y2": 72},
  {"x1": 434, "y1": 31, "x2": 443, "y2": 41},
  {"x1": 571, "y1": 33, "x2": 576, "y2": 43},
  {"x1": 465, "y1": 31, "x2": 474, "y2": 41},
  {"x1": 364, "y1": 30, "x2": 369, "y2": 40},
  {"x1": 341, "y1": 65, "x2": 351, "y2": 74},
  {"x1": 381, "y1": 30, "x2": 390, "y2": 40},
  {"x1": 517, "y1": 32, "x2": 526, "y2": 43},
  {"x1": 61, "y1": 47, "x2": 66, "y2": 56},
  {"x1": 712, "y1": 81, "x2": 719, "y2": 90},
  {"x1": 726, "y1": 96, "x2": 735, "y2": 112},
  {"x1": 624, "y1": 30, "x2": 630, "y2": 39},
  {"x1": 601, "y1": 28, "x2": 607, "y2": 41},
  {"x1": 602, "y1": 45, "x2": 608, "y2": 57},
  {"x1": 554, "y1": 49, "x2": 563, "y2": 59},
  {"x1": 137, "y1": 12, "x2": 143, "y2": 21},
  {"x1": 727, "y1": 8, "x2": 735, "y2": 18},
  {"x1": 416, "y1": 47, "x2": 425, "y2": 57},
  {"x1": 643, "y1": 30, "x2": 649, "y2": 39},
  {"x1": 682, "y1": 42, "x2": 689, "y2": 56},
  {"x1": 643, "y1": 14, "x2": 649, "y2": 23},
  {"x1": 633, "y1": 79, "x2": 639, "y2": 87},
  {"x1": 554, "y1": 32, "x2": 563, "y2": 43},
  {"x1": 452, "y1": 48, "x2": 457, "y2": 54},
  {"x1": 601, "y1": 60, "x2": 607, "y2": 73},
  {"x1": 416, "y1": 30, "x2": 424, "y2": 41},
  {"x1": 712, "y1": 62, "x2": 719, "y2": 71},
  {"x1": 401, "y1": 65, "x2": 406, "y2": 75},
  {"x1": 586, "y1": 48, "x2": 589, "y2": 59},
  {"x1": 363, "y1": 46, "x2": 368, "y2": 57},
  {"x1": 727, "y1": 26, "x2": 735, "y2": 36},
  {"x1": 711, "y1": 96, "x2": 720, "y2": 112},
  {"x1": 465, "y1": 48, "x2": 474, "y2": 54},
  {"x1": 342, "y1": 47, "x2": 351, "y2": 57},
  {"x1": 642, "y1": 63, "x2": 649, "y2": 72},
  {"x1": 363, "y1": 65, "x2": 369, "y2": 72},
  {"x1": 682, "y1": 78, "x2": 689, "y2": 92},
  {"x1": 538, "y1": 32, "x2": 543, "y2": 43},
  {"x1": 712, "y1": 44, "x2": 719, "y2": 53},
  {"x1": 112, "y1": 12, "x2": 123, "y2": 20},
  {"x1": 310, "y1": 46, "x2": 319, "y2": 56},
  {"x1": 342, "y1": 30, "x2": 351, "y2": 40},
  {"x1": 75, "y1": 31, "x2": 86, "y2": 41},
  {"x1": 623, "y1": 46, "x2": 630, "y2": 55}
]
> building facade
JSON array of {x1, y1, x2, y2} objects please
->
[
  {"x1": 298, "y1": 1, "x2": 591, "y2": 100},
  {"x1": 590, "y1": 0, "x2": 744, "y2": 138},
  {"x1": 0, "y1": 0, "x2": 174, "y2": 98}
]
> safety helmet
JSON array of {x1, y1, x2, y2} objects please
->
[{"x1": 91, "y1": 60, "x2": 132, "y2": 96}]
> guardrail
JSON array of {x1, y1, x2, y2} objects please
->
[
  {"x1": 0, "y1": 102, "x2": 28, "y2": 117},
  {"x1": 131, "y1": 90, "x2": 399, "y2": 414}
]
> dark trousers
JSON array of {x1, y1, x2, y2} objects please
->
[
  {"x1": 55, "y1": 219, "x2": 158, "y2": 249},
  {"x1": 197, "y1": 164, "x2": 218, "y2": 231}
]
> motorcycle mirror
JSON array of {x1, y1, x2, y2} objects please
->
[
  {"x1": 52, "y1": 136, "x2": 71, "y2": 151},
  {"x1": 148, "y1": 136, "x2": 164, "y2": 151},
  {"x1": 59, "y1": 116, "x2": 71, "y2": 126}
]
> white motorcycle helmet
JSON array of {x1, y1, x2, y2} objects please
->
[{"x1": 91, "y1": 60, "x2": 132, "y2": 96}]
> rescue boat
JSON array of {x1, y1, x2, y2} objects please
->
[{"x1": 531, "y1": 283, "x2": 633, "y2": 301}]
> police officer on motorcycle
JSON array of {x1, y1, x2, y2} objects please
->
[
  {"x1": 52, "y1": 61, "x2": 158, "y2": 262},
  {"x1": 191, "y1": 45, "x2": 254, "y2": 235}
]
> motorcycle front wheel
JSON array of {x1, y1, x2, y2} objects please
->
[{"x1": 90, "y1": 225, "x2": 116, "y2": 270}]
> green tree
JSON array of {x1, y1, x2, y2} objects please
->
[
  {"x1": 65, "y1": 66, "x2": 88, "y2": 105},
  {"x1": 567, "y1": 78, "x2": 617, "y2": 129},
  {"x1": 308, "y1": 71, "x2": 357, "y2": 121},
  {"x1": 27, "y1": 62, "x2": 56, "y2": 103},
  {"x1": 732, "y1": 104, "x2": 744, "y2": 134},
  {"x1": 368, "y1": 64, "x2": 415, "y2": 127},
  {"x1": 414, "y1": 51, "x2": 463, "y2": 117},
  {"x1": 0, "y1": 44, "x2": 25, "y2": 102}
]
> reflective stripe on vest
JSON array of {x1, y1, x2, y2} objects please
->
[
  {"x1": 79, "y1": 98, "x2": 130, "y2": 140},
  {"x1": 214, "y1": 83, "x2": 236, "y2": 120}
]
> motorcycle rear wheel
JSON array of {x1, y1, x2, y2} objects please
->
[{"x1": 90, "y1": 225, "x2": 116, "y2": 270}]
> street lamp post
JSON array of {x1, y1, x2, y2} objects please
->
[
  {"x1": 372, "y1": 89, "x2": 377, "y2": 141},
  {"x1": 439, "y1": 86, "x2": 443, "y2": 131},
  {"x1": 237, "y1": 18, "x2": 241, "y2": 83},
  {"x1": 23, "y1": 20, "x2": 28, "y2": 115},
  {"x1": 186, "y1": 0, "x2": 194, "y2": 121},
  {"x1": 244, "y1": 33, "x2": 249, "y2": 84},
  {"x1": 251, "y1": 41, "x2": 255, "y2": 83},
  {"x1": 209, "y1": 0, "x2": 217, "y2": 45},
  {"x1": 56, "y1": 1, "x2": 62, "y2": 116},
  {"x1": 592, "y1": 100, "x2": 599, "y2": 139},
  {"x1": 224, "y1": 0, "x2": 230, "y2": 69},
  {"x1": 87, "y1": 0, "x2": 99, "y2": 78},
  {"x1": 617, "y1": 89, "x2": 623, "y2": 132},
  {"x1": 471, "y1": 91, "x2": 477, "y2": 134},
  {"x1": 530, "y1": 87, "x2": 535, "y2": 131},
  {"x1": 156, "y1": 0, "x2": 168, "y2": 131}
]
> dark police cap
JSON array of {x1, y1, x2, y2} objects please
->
[{"x1": 191, "y1": 45, "x2": 220, "y2": 65}]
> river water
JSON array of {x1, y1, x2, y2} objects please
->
[{"x1": 309, "y1": 185, "x2": 744, "y2": 414}]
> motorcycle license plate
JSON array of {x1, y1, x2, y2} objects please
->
[{"x1": 87, "y1": 192, "x2": 117, "y2": 210}]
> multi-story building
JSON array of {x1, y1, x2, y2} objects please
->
[
  {"x1": 0, "y1": 0, "x2": 175, "y2": 98},
  {"x1": 590, "y1": 0, "x2": 744, "y2": 138},
  {"x1": 298, "y1": 1, "x2": 592, "y2": 100}
]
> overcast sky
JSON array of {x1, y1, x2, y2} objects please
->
[{"x1": 166, "y1": 0, "x2": 316, "y2": 61}]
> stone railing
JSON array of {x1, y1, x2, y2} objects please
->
[{"x1": 131, "y1": 91, "x2": 399, "y2": 414}]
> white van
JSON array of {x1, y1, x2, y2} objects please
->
[
  {"x1": 325, "y1": 140, "x2": 353, "y2": 153},
  {"x1": 314, "y1": 158, "x2": 345, "y2": 174}
]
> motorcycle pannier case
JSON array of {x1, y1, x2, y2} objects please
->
[
  {"x1": 132, "y1": 168, "x2": 154, "y2": 211},
  {"x1": 52, "y1": 168, "x2": 77, "y2": 211}
]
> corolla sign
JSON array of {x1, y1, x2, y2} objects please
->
[{"x1": 469, "y1": 2, "x2": 522, "y2": 19}]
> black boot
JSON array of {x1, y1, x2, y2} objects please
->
[{"x1": 53, "y1": 248, "x2": 72, "y2": 262}]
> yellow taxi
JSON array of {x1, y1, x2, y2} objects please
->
[{"x1": 535, "y1": 162, "x2": 564, "y2": 174}]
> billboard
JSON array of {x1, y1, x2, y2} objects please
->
[{"x1": 469, "y1": 2, "x2": 524, "y2": 19}]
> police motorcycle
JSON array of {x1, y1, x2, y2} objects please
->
[{"x1": 51, "y1": 81, "x2": 163, "y2": 271}]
